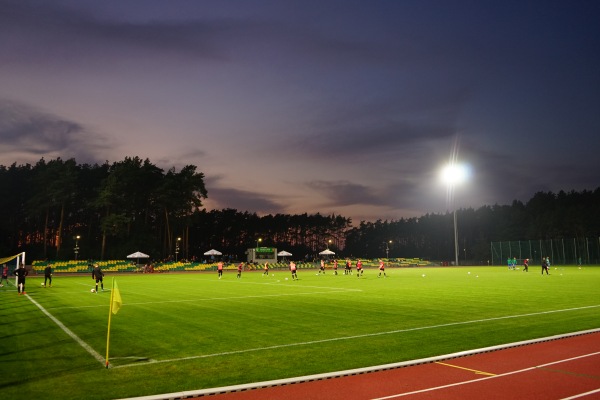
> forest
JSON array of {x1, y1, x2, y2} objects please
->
[{"x1": 0, "y1": 157, "x2": 598, "y2": 264}]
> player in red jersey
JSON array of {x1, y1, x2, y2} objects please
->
[
  {"x1": 378, "y1": 259, "x2": 386, "y2": 278},
  {"x1": 0, "y1": 264, "x2": 9, "y2": 286},
  {"x1": 319, "y1": 259, "x2": 326, "y2": 275},
  {"x1": 356, "y1": 259, "x2": 363, "y2": 278},
  {"x1": 290, "y1": 261, "x2": 298, "y2": 280}
]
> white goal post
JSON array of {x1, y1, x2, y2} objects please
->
[{"x1": 0, "y1": 252, "x2": 26, "y2": 287}]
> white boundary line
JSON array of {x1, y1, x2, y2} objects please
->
[
  {"x1": 26, "y1": 294, "x2": 107, "y2": 367},
  {"x1": 116, "y1": 328, "x2": 600, "y2": 400},
  {"x1": 561, "y1": 388, "x2": 600, "y2": 399}
]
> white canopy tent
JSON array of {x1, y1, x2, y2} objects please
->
[
  {"x1": 277, "y1": 250, "x2": 292, "y2": 261},
  {"x1": 319, "y1": 249, "x2": 335, "y2": 255},
  {"x1": 127, "y1": 251, "x2": 150, "y2": 266},
  {"x1": 203, "y1": 249, "x2": 222, "y2": 256}
]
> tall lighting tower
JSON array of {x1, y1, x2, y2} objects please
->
[{"x1": 441, "y1": 163, "x2": 469, "y2": 266}]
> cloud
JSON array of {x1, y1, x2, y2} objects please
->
[
  {"x1": 203, "y1": 176, "x2": 286, "y2": 215},
  {"x1": 0, "y1": 0, "x2": 229, "y2": 67},
  {"x1": 0, "y1": 99, "x2": 114, "y2": 166},
  {"x1": 306, "y1": 180, "x2": 385, "y2": 207}
]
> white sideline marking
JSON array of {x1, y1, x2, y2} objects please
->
[
  {"x1": 25, "y1": 294, "x2": 106, "y2": 366},
  {"x1": 370, "y1": 351, "x2": 600, "y2": 399},
  {"x1": 113, "y1": 304, "x2": 600, "y2": 369},
  {"x1": 561, "y1": 388, "x2": 600, "y2": 399}
]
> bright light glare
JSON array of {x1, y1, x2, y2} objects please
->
[{"x1": 441, "y1": 164, "x2": 469, "y2": 185}]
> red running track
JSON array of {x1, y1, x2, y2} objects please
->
[{"x1": 206, "y1": 332, "x2": 600, "y2": 400}]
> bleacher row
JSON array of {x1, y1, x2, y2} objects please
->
[{"x1": 31, "y1": 258, "x2": 432, "y2": 274}]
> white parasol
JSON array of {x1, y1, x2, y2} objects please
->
[
  {"x1": 127, "y1": 251, "x2": 150, "y2": 265},
  {"x1": 319, "y1": 249, "x2": 335, "y2": 255},
  {"x1": 203, "y1": 249, "x2": 222, "y2": 256},
  {"x1": 277, "y1": 250, "x2": 292, "y2": 256}
]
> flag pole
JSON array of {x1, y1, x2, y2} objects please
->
[{"x1": 105, "y1": 277, "x2": 115, "y2": 368}]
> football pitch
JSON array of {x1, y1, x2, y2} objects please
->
[{"x1": 2, "y1": 265, "x2": 599, "y2": 400}]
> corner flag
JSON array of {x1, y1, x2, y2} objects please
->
[
  {"x1": 106, "y1": 278, "x2": 123, "y2": 368},
  {"x1": 111, "y1": 280, "x2": 122, "y2": 315}
]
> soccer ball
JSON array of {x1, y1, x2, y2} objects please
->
[
  {"x1": 90, "y1": 288, "x2": 96, "y2": 293},
  {"x1": 41, "y1": 283, "x2": 45, "y2": 286},
  {"x1": 285, "y1": 278, "x2": 288, "y2": 281}
]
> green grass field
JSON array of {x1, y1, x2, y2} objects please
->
[{"x1": 2, "y1": 265, "x2": 599, "y2": 400}]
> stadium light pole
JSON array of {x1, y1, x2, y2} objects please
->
[
  {"x1": 385, "y1": 240, "x2": 392, "y2": 258},
  {"x1": 74, "y1": 235, "x2": 81, "y2": 260},
  {"x1": 253, "y1": 238, "x2": 262, "y2": 263},
  {"x1": 441, "y1": 163, "x2": 469, "y2": 266},
  {"x1": 175, "y1": 237, "x2": 181, "y2": 262}
]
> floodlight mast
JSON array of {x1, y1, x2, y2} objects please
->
[{"x1": 441, "y1": 164, "x2": 468, "y2": 266}]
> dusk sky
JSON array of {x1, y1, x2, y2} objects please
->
[{"x1": 1, "y1": 0, "x2": 599, "y2": 223}]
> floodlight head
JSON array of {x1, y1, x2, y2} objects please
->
[{"x1": 441, "y1": 163, "x2": 469, "y2": 186}]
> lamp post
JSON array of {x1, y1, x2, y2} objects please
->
[
  {"x1": 175, "y1": 237, "x2": 181, "y2": 262},
  {"x1": 327, "y1": 239, "x2": 332, "y2": 249},
  {"x1": 441, "y1": 163, "x2": 469, "y2": 266},
  {"x1": 385, "y1": 240, "x2": 392, "y2": 258},
  {"x1": 255, "y1": 238, "x2": 262, "y2": 262},
  {"x1": 74, "y1": 235, "x2": 81, "y2": 260}
]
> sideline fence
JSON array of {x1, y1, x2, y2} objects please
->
[{"x1": 490, "y1": 238, "x2": 600, "y2": 266}]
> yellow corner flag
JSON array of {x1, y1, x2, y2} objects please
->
[
  {"x1": 112, "y1": 279, "x2": 122, "y2": 315},
  {"x1": 106, "y1": 278, "x2": 123, "y2": 368}
]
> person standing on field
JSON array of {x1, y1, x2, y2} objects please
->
[
  {"x1": 522, "y1": 258, "x2": 529, "y2": 272},
  {"x1": 92, "y1": 263, "x2": 104, "y2": 292},
  {"x1": 319, "y1": 259, "x2": 326, "y2": 275},
  {"x1": 217, "y1": 261, "x2": 224, "y2": 279},
  {"x1": 237, "y1": 262, "x2": 243, "y2": 278},
  {"x1": 0, "y1": 264, "x2": 9, "y2": 286},
  {"x1": 44, "y1": 263, "x2": 53, "y2": 287},
  {"x1": 345, "y1": 259, "x2": 352, "y2": 275},
  {"x1": 356, "y1": 259, "x2": 363, "y2": 277},
  {"x1": 263, "y1": 262, "x2": 269, "y2": 276},
  {"x1": 541, "y1": 257, "x2": 549, "y2": 275},
  {"x1": 378, "y1": 259, "x2": 386, "y2": 278},
  {"x1": 290, "y1": 261, "x2": 298, "y2": 280},
  {"x1": 13, "y1": 263, "x2": 28, "y2": 294},
  {"x1": 333, "y1": 259, "x2": 338, "y2": 275}
]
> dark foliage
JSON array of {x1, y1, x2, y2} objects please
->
[{"x1": 0, "y1": 158, "x2": 597, "y2": 263}]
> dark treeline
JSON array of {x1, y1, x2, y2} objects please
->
[{"x1": 1, "y1": 157, "x2": 598, "y2": 263}]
